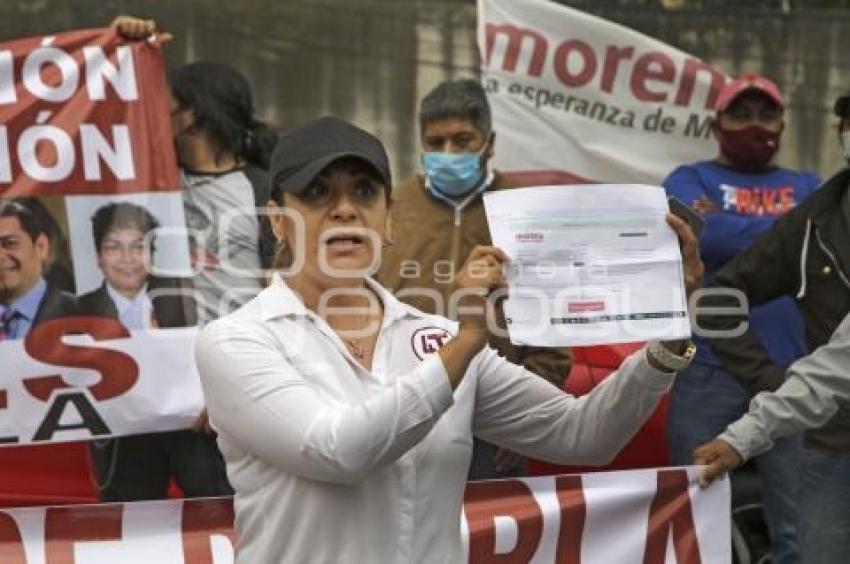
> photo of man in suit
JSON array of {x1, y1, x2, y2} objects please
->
[
  {"x1": 78, "y1": 202, "x2": 196, "y2": 330},
  {"x1": 22, "y1": 198, "x2": 76, "y2": 294},
  {"x1": 0, "y1": 199, "x2": 77, "y2": 340}
]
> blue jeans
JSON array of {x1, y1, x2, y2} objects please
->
[
  {"x1": 667, "y1": 362, "x2": 801, "y2": 564},
  {"x1": 798, "y1": 448, "x2": 850, "y2": 564}
]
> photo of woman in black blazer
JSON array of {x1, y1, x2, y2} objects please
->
[{"x1": 78, "y1": 201, "x2": 196, "y2": 330}]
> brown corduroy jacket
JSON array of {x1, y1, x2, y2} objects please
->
[{"x1": 377, "y1": 172, "x2": 572, "y2": 388}]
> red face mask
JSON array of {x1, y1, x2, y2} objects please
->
[{"x1": 715, "y1": 124, "x2": 782, "y2": 172}]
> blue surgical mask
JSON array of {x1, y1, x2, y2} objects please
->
[{"x1": 423, "y1": 143, "x2": 488, "y2": 197}]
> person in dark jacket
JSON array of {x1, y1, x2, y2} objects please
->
[
  {"x1": 697, "y1": 93, "x2": 850, "y2": 564},
  {"x1": 81, "y1": 201, "x2": 227, "y2": 502},
  {"x1": 377, "y1": 79, "x2": 573, "y2": 480},
  {"x1": 663, "y1": 75, "x2": 820, "y2": 563}
]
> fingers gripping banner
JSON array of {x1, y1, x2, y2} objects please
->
[
  {"x1": 478, "y1": 0, "x2": 724, "y2": 185},
  {"x1": 0, "y1": 468, "x2": 731, "y2": 563}
]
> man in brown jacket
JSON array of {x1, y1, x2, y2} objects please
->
[{"x1": 378, "y1": 79, "x2": 573, "y2": 479}]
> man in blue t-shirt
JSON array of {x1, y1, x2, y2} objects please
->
[{"x1": 664, "y1": 74, "x2": 820, "y2": 564}]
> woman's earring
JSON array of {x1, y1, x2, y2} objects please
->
[{"x1": 273, "y1": 238, "x2": 291, "y2": 269}]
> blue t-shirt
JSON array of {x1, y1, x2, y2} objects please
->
[{"x1": 663, "y1": 160, "x2": 821, "y2": 368}]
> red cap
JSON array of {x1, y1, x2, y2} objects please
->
[{"x1": 715, "y1": 74, "x2": 785, "y2": 112}]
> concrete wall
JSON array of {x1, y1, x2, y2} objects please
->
[{"x1": 2, "y1": 0, "x2": 846, "y2": 180}]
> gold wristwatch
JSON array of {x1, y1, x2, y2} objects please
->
[{"x1": 647, "y1": 340, "x2": 696, "y2": 372}]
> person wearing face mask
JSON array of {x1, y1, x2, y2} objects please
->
[
  {"x1": 170, "y1": 61, "x2": 278, "y2": 320},
  {"x1": 113, "y1": 15, "x2": 277, "y2": 322},
  {"x1": 662, "y1": 74, "x2": 821, "y2": 564},
  {"x1": 377, "y1": 79, "x2": 572, "y2": 480},
  {"x1": 103, "y1": 16, "x2": 277, "y2": 502},
  {"x1": 689, "y1": 91, "x2": 850, "y2": 564}
]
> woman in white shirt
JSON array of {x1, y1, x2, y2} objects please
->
[{"x1": 195, "y1": 116, "x2": 704, "y2": 563}]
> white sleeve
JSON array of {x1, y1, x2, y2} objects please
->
[
  {"x1": 195, "y1": 319, "x2": 454, "y2": 484},
  {"x1": 720, "y1": 313, "x2": 850, "y2": 460},
  {"x1": 472, "y1": 346, "x2": 675, "y2": 465}
]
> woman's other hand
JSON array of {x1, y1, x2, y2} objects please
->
[
  {"x1": 453, "y1": 245, "x2": 509, "y2": 341},
  {"x1": 666, "y1": 212, "x2": 704, "y2": 299}
]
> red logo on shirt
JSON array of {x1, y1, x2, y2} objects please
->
[
  {"x1": 720, "y1": 184, "x2": 796, "y2": 215},
  {"x1": 411, "y1": 326, "x2": 453, "y2": 360}
]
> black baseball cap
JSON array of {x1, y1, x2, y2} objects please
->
[
  {"x1": 269, "y1": 116, "x2": 392, "y2": 200},
  {"x1": 835, "y1": 93, "x2": 850, "y2": 119}
]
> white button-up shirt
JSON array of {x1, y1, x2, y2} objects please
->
[
  {"x1": 195, "y1": 275, "x2": 676, "y2": 564},
  {"x1": 106, "y1": 283, "x2": 153, "y2": 330}
]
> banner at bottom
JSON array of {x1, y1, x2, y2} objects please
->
[{"x1": 0, "y1": 466, "x2": 729, "y2": 563}]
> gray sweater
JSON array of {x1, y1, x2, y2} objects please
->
[
  {"x1": 182, "y1": 169, "x2": 264, "y2": 325},
  {"x1": 721, "y1": 312, "x2": 850, "y2": 460}
]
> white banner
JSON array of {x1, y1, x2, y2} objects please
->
[
  {"x1": 0, "y1": 467, "x2": 730, "y2": 563},
  {"x1": 0, "y1": 326, "x2": 202, "y2": 446},
  {"x1": 478, "y1": 0, "x2": 723, "y2": 184}
]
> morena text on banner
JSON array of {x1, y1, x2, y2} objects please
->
[{"x1": 484, "y1": 23, "x2": 725, "y2": 110}]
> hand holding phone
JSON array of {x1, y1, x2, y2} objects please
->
[{"x1": 668, "y1": 196, "x2": 705, "y2": 239}]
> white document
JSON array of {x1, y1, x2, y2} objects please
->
[{"x1": 483, "y1": 184, "x2": 691, "y2": 346}]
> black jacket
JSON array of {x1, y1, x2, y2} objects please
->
[
  {"x1": 32, "y1": 286, "x2": 78, "y2": 327},
  {"x1": 78, "y1": 277, "x2": 197, "y2": 329},
  {"x1": 702, "y1": 167, "x2": 850, "y2": 453}
]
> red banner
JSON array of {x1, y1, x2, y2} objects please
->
[
  {"x1": 0, "y1": 28, "x2": 179, "y2": 197},
  {"x1": 0, "y1": 27, "x2": 200, "y2": 450}
]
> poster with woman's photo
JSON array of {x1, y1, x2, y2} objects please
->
[
  {"x1": 65, "y1": 192, "x2": 196, "y2": 330},
  {"x1": 0, "y1": 27, "x2": 204, "y2": 446}
]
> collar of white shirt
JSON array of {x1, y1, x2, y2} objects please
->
[
  {"x1": 257, "y1": 274, "x2": 419, "y2": 329},
  {"x1": 105, "y1": 283, "x2": 152, "y2": 329}
]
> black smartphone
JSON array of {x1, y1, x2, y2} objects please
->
[{"x1": 667, "y1": 196, "x2": 705, "y2": 238}]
